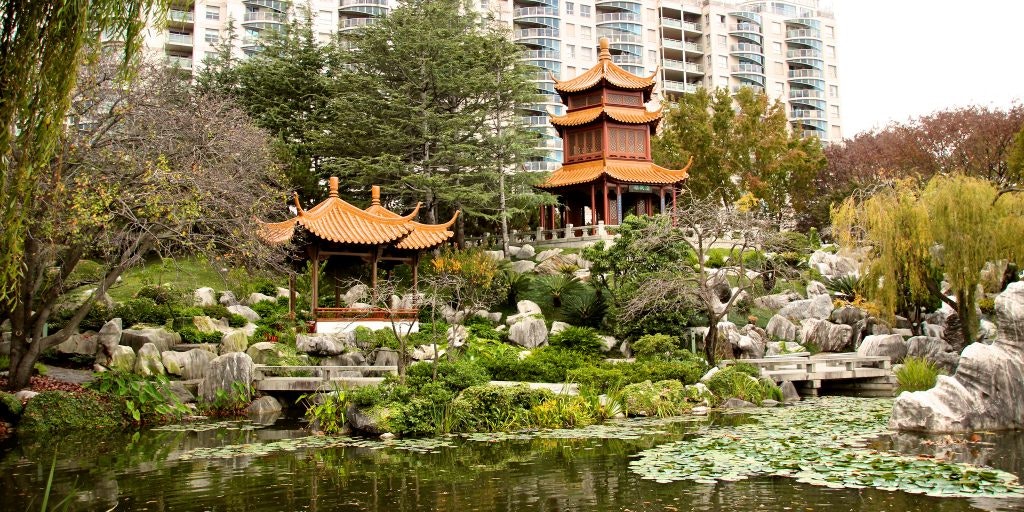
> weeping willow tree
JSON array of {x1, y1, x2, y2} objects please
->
[
  {"x1": 0, "y1": 0, "x2": 164, "y2": 305},
  {"x1": 833, "y1": 175, "x2": 1024, "y2": 344}
]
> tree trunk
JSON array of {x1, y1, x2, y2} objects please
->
[
  {"x1": 704, "y1": 322, "x2": 719, "y2": 367},
  {"x1": 957, "y1": 287, "x2": 979, "y2": 344},
  {"x1": 8, "y1": 332, "x2": 39, "y2": 390}
]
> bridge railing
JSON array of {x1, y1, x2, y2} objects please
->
[
  {"x1": 253, "y1": 364, "x2": 398, "y2": 383},
  {"x1": 720, "y1": 354, "x2": 891, "y2": 382}
]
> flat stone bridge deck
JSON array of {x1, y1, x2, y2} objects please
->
[{"x1": 721, "y1": 353, "x2": 896, "y2": 397}]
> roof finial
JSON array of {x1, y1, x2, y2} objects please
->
[
  {"x1": 371, "y1": 185, "x2": 381, "y2": 206},
  {"x1": 328, "y1": 177, "x2": 339, "y2": 198},
  {"x1": 598, "y1": 37, "x2": 611, "y2": 61}
]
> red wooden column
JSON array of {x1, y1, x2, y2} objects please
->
[
  {"x1": 602, "y1": 178, "x2": 610, "y2": 223},
  {"x1": 590, "y1": 183, "x2": 597, "y2": 224},
  {"x1": 550, "y1": 205, "x2": 557, "y2": 230},
  {"x1": 539, "y1": 204, "x2": 546, "y2": 230}
]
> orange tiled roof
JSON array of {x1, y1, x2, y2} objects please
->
[
  {"x1": 536, "y1": 158, "x2": 692, "y2": 189},
  {"x1": 552, "y1": 38, "x2": 657, "y2": 93},
  {"x1": 259, "y1": 179, "x2": 456, "y2": 250},
  {"x1": 549, "y1": 105, "x2": 663, "y2": 128}
]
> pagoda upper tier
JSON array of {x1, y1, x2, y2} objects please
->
[{"x1": 259, "y1": 178, "x2": 457, "y2": 250}]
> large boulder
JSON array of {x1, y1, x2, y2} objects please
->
[
  {"x1": 219, "y1": 330, "x2": 249, "y2": 354},
  {"x1": 121, "y1": 328, "x2": 180, "y2": 353},
  {"x1": 549, "y1": 321, "x2": 571, "y2": 335},
  {"x1": 753, "y1": 290, "x2": 802, "y2": 311},
  {"x1": 134, "y1": 343, "x2": 165, "y2": 377},
  {"x1": 831, "y1": 305, "x2": 868, "y2": 326},
  {"x1": 96, "y1": 319, "x2": 123, "y2": 360},
  {"x1": 778, "y1": 293, "x2": 834, "y2": 322},
  {"x1": 193, "y1": 287, "x2": 217, "y2": 307},
  {"x1": 535, "y1": 254, "x2": 578, "y2": 275},
  {"x1": 780, "y1": 381, "x2": 800, "y2": 403},
  {"x1": 161, "y1": 349, "x2": 216, "y2": 380},
  {"x1": 806, "y1": 280, "x2": 829, "y2": 297},
  {"x1": 802, "y1": 320, "x2": 853, "y2": 352},
  {"x1": 765, "y1": 315, "x2": 798, "y2": 343},
  {"x1": 218, "y1": 291, "x2": 239, "y2": 307},
  {"x1": 373, "y1": 349, "x2": 399, "y2": 367},
  {"x1": 508, "y1": 317, "x2": 548, "y2": 348},
  {"x1": 57, "y1": 331, "x2": 98, "y2": 356},
  {"x1": 905, "y1": 336, "x2": 960, "y2": 373},
  {"x1": 227, "y1": 305, "x2": 260, "y2": 323},
  {"x1": 857, "y1": 334, "x2": 908, "y2": 363},
  {"x1": 510, "y1": 260, "x2": 537, "y2": 274},
  {"x1": 346, "y1": 404, "x2": 394, "y2": 435},
  {"x1": 483, "y1": 250, "x2": 505, "y2": 262},
  {"x1": 766, "y1": 341, "x2": 806, "y2": 356},
  {"x1": 446, "y1": 325, "x2": 468, "y2": 348},
  {"x1": 808, "y1": 250, "x2": 858, "y2": 279},
  {"x1": 246, "y1": 292, "x2": 276, "y2": 306},
  {"x1": 193, "y1": 316, "x2": 227, "y2": 334},
  {"x1": 98, "y1": 345, "x2": 135, "y2": 372},
  {"x1": 343, "y1": 284, "x2": 369, "y2": 306},
  {"x1": 513, "y1": 244, "x2": 535, "y2": 260},
  {"x1": 247, "y1": 395, "x2": 282, "y2": 415},
  {"x1": 535, "y1": 248, "x2": 562, "y2": 263},
  {"x1": 199, "y1": 352, "x2": 255, "y2": 403},
  {"x1": 296, "y1": 333, "x2": 352, "y2": 356},
  {"x1": 245, "y1": 342, "x2": 286, "y2": 364},
  {"x1": 890, "y1": 282, "x2": 1024, "y2": 432}
]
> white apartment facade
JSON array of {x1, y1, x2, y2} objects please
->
[{"x1": 146, "y1": 0, "x2": 841, "y2": 172}]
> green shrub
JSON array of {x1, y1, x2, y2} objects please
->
[
  {"x1": 114, "y1": 297, "x2": 173, "y2": 327},
  {"x1": 301, "y1": 387, "x2": 347, "y2": 434},
  {"x1": 618, "y1": 358, "x2": 707, "y2": 386},
  {"x1": 251, "y1": 300, "x2": 284, "y2": 319},
  {"x1": 808, "y1": 227, "x2": 821, "y2": 249},
  {"x1": 465, "y1": 341, "x2": 522, "y2": 380},
  {"x1": 611, "y1": 308, "x2": 706, "y2": 342},
  {"x1": 705, "y1": 250, "x2": 727, "y2": 269},
  {"x1": 501, "y1": 269, "x2": 533, "y2": 308},
  {"x1": 347, "y1": 380, "x2": 413, "y2": 408},
  {"x1": 513, "y1": 347, "x2": 592, "y2": 383},
  {"x1": 87, "y1": 371, "x2": 189, "y2": 424},
  {"x1": 549, "y1": 326, "x2": 604, "y2": 355},
  {"x1": 405, "y1": 359, "x2": 490, "y2": 393},
  {"x1": 562, "y1": 288, "x2": 608, "y2": 328},
  {"x1": 466, "y1": 318, "x2": 503, "y2": 342},
  {"x1": 529, "y1": 395, "x2": 597, "y2": 428},
  {"x1": 227, "y1": 314, "x2": 248, "y2": 328},
  {"x1": 19, "y1": 391, "x2": 124, "y2": 433},
  {"x1": 49, "y1": 299, "x2": 113, "y2": 332},
  {"x1": 454, "y1": 384, "x2": 553, "y2": 431},
  {"x1": 896, "y1": 357, "x2": 940, "y2": 393},
  {"x1": 978, "y1": 297, "x2": 996, "y2": 315},
  {"x1": 135, "y1": 284, "x2": 181, "y2": 306},
  {"x1": 824, "y1": 274, "x2": 863, "y2": 301},
  {"x1": 567, "y1": 366, "x2": 625, "y2": 394},
  {"x1": 633, "y1": 334, "x2": 683, "y2": 360},
  {"x1": 0, "y1": 391, "x2": 22, "y2": 421},
  {"x1": 173, "y1": 306, "x2": 205, "y2": 318},
  {"x1": 705, "y1": 366, "x2": 781, "y2": 406},
  {"x1": 374, "y1": 329, "x2": 400, "y2": 350},
  {"x1": 389, "y1": 382, "x2": 463, "y2": 436},
  {"x1": 620, "y1": 380, "x2": 693, "y2": 417},
  {"x1": 201, "y1": 304, "x2": 230, "y2": 319},
  {"x1": 177, "y1": 326, "x2": 223, "y2": 344},
  {"x1": 252, "y1": 278, "x2": 278, "y2": 296},
  {"x1": 353, "y1": 326, "x2": 376, "y2": 348}
]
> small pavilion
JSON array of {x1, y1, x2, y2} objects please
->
[
  {"x1": 260, "y1": 177, "x2": 458, "y2": 333},
  {"x1": 537, "y1": 37, "x2": 691, "y2": 229}
]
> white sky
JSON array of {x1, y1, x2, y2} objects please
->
[{"x1": 833, "y1": 0, "x2": 1024, "y2": 137}]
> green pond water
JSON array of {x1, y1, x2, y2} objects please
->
[{"x1": 2, "y1": 397, "x2": 1024, "y2": 512}]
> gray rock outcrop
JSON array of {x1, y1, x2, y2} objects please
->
[
  {"x1": 199, "y1": 352, "x2": 255, "y2": 402},
  {"x1": 219, "y1": 330, "x2": 249, "y2": 354},
  {"x1": 134, "y1": 343, "x2": 165, "y2": 377},
  {"x1": 96, "y1": 319, "x2": 123, "y2": 360},
  {"x1": 246, "y1": 292, "x2": 276, "y2": 306},
  {"x1": 753, "y1": 290, "x2": 802, "y2": 311},
  {"x1": 245, "y1": 342, "x2": 285, "y2": 364},
  {"x1": 162, "y1": 349, "x2": 216, "y2": 380},
  {"x1": 806, "y1": 280, "x2": 829, "y2": 297},
  {"x1": 513, "y1": 244, "x2": 536, "y2": 260},
  {"x1": 780, "y1": 381, "x2": 800, "y2": 403},
  {"x1": 121, "y1": 327, "x2": 180, "y2": 353},
  {"x1": 296, "y1": 333, "x2": 352, "y2": 356},
  {"x1": 766, "y1": 314, "x2": 798, "y2": 342},
  {"x1": 227, "y1": 305, "x2": 260, "y2": 323},
  {"x1": 808, "y1": 250, "x2": 858, "y2": 279},
  {"x1": 98, "y1": 345, "x2": 135, "y2": 372},
  {"x1": 510, "y1": 260, "x2": 537, "y2": 274},
  {"x1": 218, "y1": 291, "x2": 239, "y2": 307},
  {"x1": 801, "y1": 319, "x2": 853, "y2": 352},
  {"x1": 536, "y1": 248, "x2": 562, "y2": 262},
  {"x1": 509, "y1": 317, "x2": 548, "y2": 348},
  {"x1": 247, "y1": 395, "x2": 282, "y2": 415},
  {"x1": 58, "y1": 331, "x2": 98, "y2": 356},
  {"x1": 905, "y1": 336, "x2": 960, "y2": 373},
  {"x1": 193, "y1": 287, "x2": 217, "y2": 307},
  {"x1": 778, "y1": 294, "x2": 834, "y2": 322},
  {"x1": 857, "y1": 334, "x2": 907, "y2": 363},
  {"x1": 890, "y1": 282, "x2": 1024, "y2": 432}
]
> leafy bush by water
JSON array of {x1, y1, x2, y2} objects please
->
[
  {"x1": 86, "y1": 371, "x2": 189, "y2": 424},
  {"x1": 704, "y1": 366, "x2": 782, "y2": 406},
  {"x1": 620, "y1": 380, "x2": 696, "y2": 417},
  {"x1": 548, "y1": 326, "x2": 604, "y2": 355},
  {"x1": 404, "y1": 359, "x2": 490, "y2": 394},
  {"x1": 896, "y1": 357, "x2": 940, "y2": 393},
  {"x1": 19, "y1": 391, "x2": 124, "y2": 433}
]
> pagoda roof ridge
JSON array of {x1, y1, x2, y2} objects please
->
[
  {"x1": 536, "y1": 157, "x2": 693, "y2": 189},
  {"x1": 547, "y1": 104, "x2": 663, "y2": 128},
  {"x1": 551, "y1": 37, "x2": 658, "y2": 94}
]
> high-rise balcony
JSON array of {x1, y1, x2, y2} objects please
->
[
  {"x1": 730, "y1": 43, "x2": 762, "y2": 54},
  {"x1": 514, "y1": 6, "x2": 558, "y2": 18},
  {"x1": 515, "y1": 28, "x2": 560, "y2": 39},
  {"x1": 612, "y1": 54, "x2": 643, "y2": 65},
  {"x1": 521, "y1": 115, "x2": 550, "y2": 128},
  {"x1": 663, "y1": 80, "x2": 699, "y2": 93},
  {"x1": 788, "y1": 68, "x2": 823, "y2": 79},
  {"x1": 663, "y1": 59, "x2": 703, "y2": 73},
  {"x1": 341, "y1": 17, "x2": 377, "y2": 30},
  {"x1": 729, "y1": 22, "x2": 760, "y2": 33},
  {"x1": 789, "y1": 89, "x2": 824, "y2": 99},
  {"x1": 730, "y1": 11, "x2": 761, "y2": 24},
  {"x1": 787, "y1": 48, "x2": 822, "y2": 59},
  {"x1": 167, "y1": 10, "x2": 194, "y2": 25},
  {"x1": 682, "y1": 21, "x2": 701, "y2": 33},
  {"x1": 661, "y1": 18, "x2": 682, "y2": 29},
  {"x1": 166, "y1": 55, "x2": 193, "y2": 70},
  {"x1": 791, "y1": 109, "x2": 826, "y2": 120},
  {"x1": 339, "y1": 0, "x2": 387, "y2": 17},
  {"x1": 600, "y1": 31, "x2": 642, "y2": 44},
  {"x1": 244, "y1": 11, "x2": 287, "y2": 23},
  {"x1": 245, "y1": 0, "x2": 289, "y2": 12},
  {"x1": 166, "y1": 32, "x2": 193, "y2": 49},
  {"x1": 597, "y1": 12, "x2": 641, "y2": 24},
  {"x1": 732, "y1": 63, "x2": 764, "y2": 74},
  {"x1": 524, "y1": 49, "x2": 560, "y2": 60},
  {"x1": 786, "y1": 28, "x2": 821, "y2": 39}
]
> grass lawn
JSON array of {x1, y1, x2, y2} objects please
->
[{"x1": 106, "y1": 257, "x2": 234, "y2": 302}]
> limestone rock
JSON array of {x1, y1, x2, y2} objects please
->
[
  {"x1": 802, "y1": 320, "x2": 853, "y2": 352},
  {"x1": 247, "y1": 395, "x2": 282, "y2": 415},
  {"x1": 831, "y1": 305, "x2": 868, "y2": 326},
  {"x1": 549, "y1": 321, "x2": 571, "y2": 335},
  {"x1": 276, "y1": 287, "x2": 293, "y2": 299},
  {"x1": 96, "y1": 319, "x2": 123, "y2": 358},
  {"x1": 599, "y1": 335, "x2": 618, "y2": 352},
  {"x1": 780, "y1": 381, "x2": 800, "y2": 403},
  {"x1": 445, "y1": 324, "x2": 468, "y2": 348},
  {"x1": 411, "y1": 345, "x2": 441, "y2": 361},
  {"x1": 721, "y1": 398, "x2": 757, "y2": 409},
  {"x1": 536, "y1": 248, "x2": 563, "y2": 262},
  {"x1": 14, "y1": 390, "x2": 39, "y2": 402},
  {"x1": 193, "y1": 287, "x2": 217, "y2": 307},
  {"x1": 483, "y1": 250, "x2": 505, "y2": 262},
  {"x1": 806, "y1": 280, "x2": 829, "y2": 297},
  {"x1": 510, "y1": 260, "x2": 537, "y2": 274},
  {"x1": 347, "y1": 404, "x2": 392, "y2": 435},
  {"x1": 121, "y1": 327, "x2": 180, "y2": 353},
  {"x1": 753, "y1": 290, "x2": 802, "y2": 311},
  {"x1": 219, "y1": 330, "x2": 249, "y2": 354},
  {"x1": 766, "y1": 341, "x2": 806, "y2": 356},
  {"x1": 808, "y1": 250, "x2": 858, "y2": 279},
  {"x1": 98, "y1": 346, "x2": 135, "y2": 372},
  {"x1": 905, "y1": 336, "x2": 960, "y2": 373},
  {"x1": 218, "y1": 291, "x2": 239, "y2": 307},
  {"x1": 134, "y1": 343, "x2": 165, "y2": 377},
  {"x1": 979, "y1": 319, "x2": 997, "y2": 343},
  {"x1": 619, "y1": 339, "x2": 633, "y2": 358},
  {"x1": 513, "y1": 244, "x2": 535, "y2": 260},
  {"x1": 890, "y1": 281, "x2": 1024, "y2": 432},
  {"x1": 58, "y1": 331, "x2": 98, "y2": 356},
  {"x1": 857, "y1": 334, "x2": 907, "y2": 363},
  {"x1": 766, "y1": 315, "x2": 799, "y2": 343},
  {"x1": 161, "y1": 349, "x2": 216, "y2": 380},
  {"x1": 228, "y1": 305, "x2": 260, "y2": 321},
  {"x1": 246, "y1": 292, "x2": 276, "y2": 306},
  {"x1": 193, "y1": 315, "x2": 227, "y2": 334},
  {"x1": 700, "y1": 367, "x2": 720, "y2": 382},
  {"x1": 440, "y1": 305, "x2": 466, "y2": 324},
  {"x1": 506, "y1": 245, "x2": 523, "y2": 259},
  {"x1": 373, "y1": 349, "x2": 400, "y2": 367},
  {"x1": 199, "y1": 352, "x2": 255, "y2": 403},
  {"x1": 245, "y1": 342, "x2": 285, "y2": 364},
  {"x1": 167, "y1": 381, "x2": 195, "y2": 404},
  {"x1": 508, "y1": 317, "x2": 548, "y2": 348},
  {"x1": 296, "y1": 333, "x2": 352, "y2": 356},
  {"x1": 535, "y1": 254, "x2": 577, "y2": 275},
  {"x1": 716, "y1": 321, "x2": 741, "y2": 348},
  {"x1": 472, "y1": 310, "x2": 502, "y2": 323},
  {"x1": 778, "y1": 293, "x2": 834, "y2": 322}
]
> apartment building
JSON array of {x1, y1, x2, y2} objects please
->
[{"x1": 146, "y1": 0, "x2": 841, "y2": 171}]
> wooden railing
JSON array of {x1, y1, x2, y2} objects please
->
[{"x1": 314, "y1": 307, "x2": 418, "y2": 321}]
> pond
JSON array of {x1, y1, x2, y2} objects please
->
[{"x1": 1, "y1": 397, "x2": 1023, "y2": 512}]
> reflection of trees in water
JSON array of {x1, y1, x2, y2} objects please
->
[{"x1": 878, "y1": 431, "x2": 1024, "y2": 479}]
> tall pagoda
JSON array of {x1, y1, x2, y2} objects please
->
[
  {"x1": 536, "y1": 37, "x2": 691, "y2": 228},
  {"x1": 260, "y1": 177, "x2": 457, "y2": 333}
]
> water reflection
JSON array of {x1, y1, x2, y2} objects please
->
[{"x1": 1, "y1": 409, "x2": 1022, "y2": 512}]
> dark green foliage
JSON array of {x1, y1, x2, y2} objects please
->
[
  {"x1": 250, "y1": 300, "x2": 284, "y2": 319},
  {"x1": 253, "y1": 279, "x2": 277, "y2": 296},
  {"x1": 49, "y1": 300, "x2": 111, "y2": 331},
  {"x1": 731, "y1": 362, "x2": 761, "y2": 378},
  {"x1": 530, "y1": 274, "x2": 585, "y2": 309},
  {"x1": 404, "y1": 359, "x2": 490, "y2": 393},
  {"x1": 621, "y1": 380, "x2": 694, "y2": 417},
  {"x1": 227, "y1": 314, "x2": 248, "y2": 328},
  {"x1": 705, "y1": 366, "x2": 782, "y2": 405},
  {"x1": 388, "y1": 383, "x2": 462, "y2": 436},
  {"x1": 347, "y1": 380, "x2": 413, "y2": 408},
  {"x1": 0, "y1": 391, "x2": 22, "y2": 421},
  {"x1": 135, "y1": 284, "x2": 181, "y2": 306},
  {"x1": 18, "y1": 391, "x2": 124, "y2": 433},
  {"x1": 562, "y1": 288, "x2": 608, "y2": 328},
  {"x1": 824, "y1": 274, "x2": 863, "y2": 301},
  {"x1": 808, "y1": 227, "x2": 822, "y2": 249},
  {"x1": 454, "y1": 384, "x2": 554, "y2": 432},
  {"x1": 114, "y1": 297, "x2": 173, "y2": 327},
  {"x1": 548, "y1": 326, "x2": 604, "y2": 355},
  {"x1": 465, "y1": 316, "x2": 503, "y2": 341},
  {"x1": 173, "y1": 306, "x2": 204, "y2": 318},
  {"x1": 504, "y1": 347, "x2": 592, "y2": 383},
  {"x1": 87, "y1": 371, "x2": 189, "y2": 424},
  {"x1": 566, "y1": 366, "x2": 626, "y2": 394},
  {"x1": 896, "y1": 357, "x2": 941, "y2": 393},
  {"x1": 632, "y1": 334, "x2": 684, "y2": 360},
  {"x1": 201, "y1": 304, "x2": 230, "y2": 319},
  {"x1": 177, "y1": 326, "x2": 223, "y2": 344},
  {"x1": 612, "y1": 309, "x2": 706, "y2": 342},
  {"x1": 501, "y1": 269, "x2": 533, "y2": 308}
]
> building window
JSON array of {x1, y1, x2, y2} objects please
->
[
  {"x1": 569, "y1": 92, "x2": 601, "y2": 109},
  {"x1": 580, "y1": 5, "x2": 591, "y2": 18},
  {"x1": 772, "y1": 42, "x2": 782, "y2": 54},
  {"x1": 318, "y1": 10, "x2": 333, "y2": 29},
  {"x1": 771, "y1": 22, "x2": 781, "y2": 34},
  {"x1": 830, "y1": 125, "x2": 842, "y2": 140},
  {"x1": 717, "y1": 55, "x2": 727, "y2": 68},
  {"x1": 566, "y1": 44, "x2": 575, "y2": 59},
  {"x1": 828, "y1": 65, "x2": 838, "y2": 78},
  {"x1": 826, "y1": 25, "x2": 835, "y2": 38},
  {"x1": 205, "y1": 7, "x2": 220, "y2": 21},
  {"x1": 607, "y1": 91, "x2": 643, "y2": 106},
  {"x1": 773, "y1": 61, "x2": 783, "y2": 73},
  {"x1": 773, "y1": 81, "x2": 784, "y2": 94},
  {"x1": 830, "y1": 105, "x2": 840, "y2": 116},
  {"x1": 646, "y1": 8, "x2": 656, "y2": 22},
  {"x1": 480, "y1": 0, "x2": 488, "y2": 8},
  {"x1": 647, "y1": 29, "x2": 656, "y2": 42},
  {"x1": 717, "y1": 34, "x2": 726, "y2": 47},
  {"x1": 566, "y1": 2, "x2": 574, "y2": 15},
  {"x1": 204, "y1": 28, "x2": 219, "y2": 43},
  {"x1": 567, "y1": 65, "x2": 577, "y2": 76},
  {"x1": 829, "y1": 85, "x2": 839, "y2": 98},
  {"x1": 581, "y1": 26, "x2": 591, "y2": 39},
  {"x1": 581, "y1": 46, "x2": 592, "y2": 60},
  {"x1": 826, "y1": 45, "x2": 836, "y2": 58},
  {"x1": 718, "y1": 15, "x2": 725, "y2": 24},
  {"x1": 648, "y1": 49, "x2": 657, "y2": 64},
  {"x1": 566, "y1": 23, "x2": 575, "y2": 36},
  {"x1": 566, "y1": 127, "x2": 602, "y2": 162}
]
